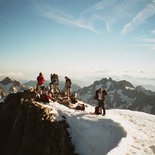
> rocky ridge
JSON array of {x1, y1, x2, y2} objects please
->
[{"x1": 0, "y1": 92, "x2": 77, "y2": 155}]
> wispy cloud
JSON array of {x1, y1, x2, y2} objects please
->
[
  {"x1": 144, "y1": 43, "x2": 155, "y2": 50},
  {"x1": 139, "y1": 29, "x2": 155, "y2": 50},
  {"x1": 142, "y1": 38, "x2": 155, "y2": 43},
  {"x1": 79, "y1": 0, "x2": 145, "y2": 33},
  {"x1": 32, "y1": 0, "x2": 155, "y2": 34},
  {"x1": 33, "y1": 1, "x2": 95, "y2": 32},
  {"x1": 121, "y1": 1, "x2": 155, "y2": 34},
  {"x1": 134, "y1": 37, "x2": 155, "y2": 51},
  {"x1": 32, "y1": 0, "x2": 132, "y2": 32},
  {"x1": 131, "y1": 42, "x2": 155, "y2": 51},
  {"x1": 151, "y1": 29, "x2": 155, "y2": 34}
]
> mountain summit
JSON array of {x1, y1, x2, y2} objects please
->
[
  {"x1": 0, "y1": 91, "x2": 155, "y2": 155},
  {"x1": 0, "y1": 77, "x2": 12, "y2": 85},
  {"x1": 0, "y1": 77, "x2": 25, "y2": 96}
]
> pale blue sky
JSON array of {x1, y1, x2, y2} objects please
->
[{"x1": 0, "y1": 0, "x2": 155, "y2": 86}]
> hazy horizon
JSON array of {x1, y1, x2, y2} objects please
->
[{"x1": 1, "y1": 74, "x2": 155, "y2": 92}]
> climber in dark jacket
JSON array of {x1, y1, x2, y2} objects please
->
[
  {"x1": 95, "y1": 88, "x2": 107, "y2": 115},
  {"x1": 49, "y1": 73, "x2": 60, "y2": 96},
  {"x1": 64, "y1": 76, "x2": 72, "y2": 99}
]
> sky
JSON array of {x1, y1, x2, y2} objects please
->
[
  {"x1": 48, "y1": 100, "x2": 155, "y2": 155},
  {"x1": 0, "y1": 0, "x2": 155, "y2": 87}
]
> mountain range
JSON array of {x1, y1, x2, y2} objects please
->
[
  {"x1": 77, "y1": 77, "x2": 155, "y2": 115},
  {"x1": 0, "y1": 77, "x2": 155, "y2": 115}
]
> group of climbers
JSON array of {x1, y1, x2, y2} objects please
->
[
  {"x1": 36, "y1": 72, "x2": 107, "y2": 115},
  {"x1": 0, "y1": 72, "x2": 108, "y2": 115},
  {"x1": 36, "y1": 72, "x2": 108, "y2": 115},
  {"x1": 36, "y1": 72, "x2": 72, "y2": 103}
]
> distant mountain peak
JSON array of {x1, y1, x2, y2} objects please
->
[
  {"x1": 118, "y1": 80, "x2": 134, "y2": 88},
  {"x1": 78, "y1": 77, "x2": 155, "y2": 115},
  {"x1": 136, "y1": 85, "x2": 145, "y2": 90},
  {"x1": 0, "y1": 77, "x2": 25, "y2": 95},
  {"x1": 0, "y1": 77, "x2": 13, "y2": 85}
]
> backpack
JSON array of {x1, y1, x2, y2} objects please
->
[
  {"x1": 95, "y1": 106, "x2": 102, "y2": 115},
  {"x1": 51, "y1": 74, "x2": 59, "y2": 85},
  {"x1": 75, "y1": 104, "x2": 85, "y2": 111}
]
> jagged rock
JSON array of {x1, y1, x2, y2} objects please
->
[
  {"x1": 0, "y1": 88, "x2": 6, "y2": 99},
  {"x1": 0, "y1": 77, "x2": 12, "y2": 85},
  {"x1": 0, "y1": 92, "x2": 78, "y2": 155},
  {"x1": 0, "y1": 77, "x2": 25, "y2": 95}
]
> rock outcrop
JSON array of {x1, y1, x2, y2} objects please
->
[{"x1": 0, "y1": 92, "x2": 77, "y2": 155}]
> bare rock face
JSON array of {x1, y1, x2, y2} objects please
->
[
  {"x1": 0, "y1": 77, "x2": 12, "y2": 85},
  {"x1": 0, "y1": 92, "x2": 78, "y2": 155}
]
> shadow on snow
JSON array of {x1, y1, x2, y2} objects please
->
[{"x1": 64, "y1": 112, "x2": 127, "y2": 155}]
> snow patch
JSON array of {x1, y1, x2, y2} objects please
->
[{"x1": 125, "y1": 86, "x2": 135, "y2": 90}]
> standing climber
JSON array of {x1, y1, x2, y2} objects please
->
[
  {"x1": 36, "y1": 72, "x2": 45, "y2": 94},
  {"x1": 95, "y1": 88, "x2": 107, "y2": 116},
  {"x1": 64, "y1": 76, "x2": 72, "y2": 99},
  {"x1": 49, "y1": 73, "x2": 60, "y2": 95}
]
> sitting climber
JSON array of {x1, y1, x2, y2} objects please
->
[{"x1": 39, "y1": 87, "x2": 54, "y2": 103}]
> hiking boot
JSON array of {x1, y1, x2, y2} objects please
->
[{"x1": 102, "y1": 112, "x2": 105, "y2": 116}]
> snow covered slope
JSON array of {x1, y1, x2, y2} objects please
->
[{"x1": 48, "y1": 101, "x2": 155, "y2": 155}]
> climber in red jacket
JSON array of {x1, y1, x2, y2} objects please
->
[{"x1": 36, "y1": 72, "x2": 45, "y2": 94}]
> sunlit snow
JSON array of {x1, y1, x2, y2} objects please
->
[{"x1": 47, "y1": 101, "x2": 155, "y2": 155}]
